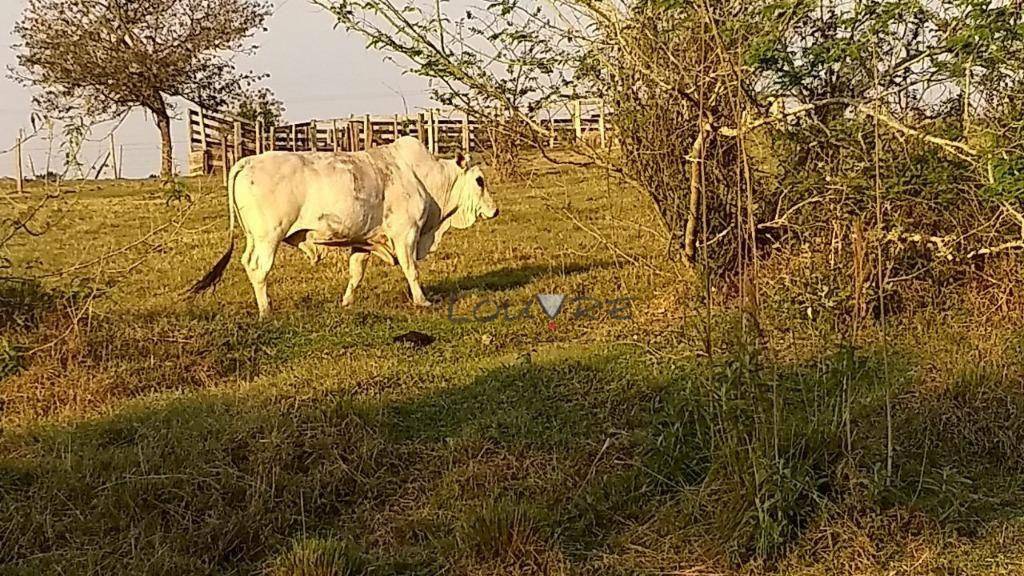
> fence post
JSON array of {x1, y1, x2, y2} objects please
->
[
  {"x1": 233, "y1": 121, "x2": 242, "y2": 161},
  {"x1": 332, "y1": 119, "x2": 339, "y2": 152},
  {"x1": 573, "y1": 99, "x2": 582, "y2": 142},
  {"x1": 109, "y1": 133, "x2": 119, "y2": 179},
  {"x1": 393, "y1": 114, "x2": 400, "y2": 141},
  {"x1": 309, "y1": 120, "x2": 318, "y2": 152},
  {"x1": 417, "y1": 113, "x2": 425, "y2": 146},
  {"x1": 15, "y1": 130, "x2": 23, "y2": 193},
  {"x1": 221, "y1": 131, "x2": 229, "y2": 186},
  {"x1": 349, "y1": 117, "x2": 358, "y2": 151},
  {"x1": 436, "y1": 108, "x2": 442, "y2": 153},
  {"x1": 256, "y1": 120, "x2": 264, "y2": 154},
  {"x1": 197, "y1": 108, "x2": 209, "y2": 150},
  {"x1": 462, "y1": 111, "x2": 470, "y2": 152},
  {"x1": 598, "y1": 99, "x2": 607, "y2": 149},
  {"x1": 291, "y1": 125, "x2": 297, "y2": 151},
  {"x1": 427, "y1": 109, "x2": 436, "y2": 154},
  {"x1": 363, "y1": 114, "x2": 372, "y2": 149}
]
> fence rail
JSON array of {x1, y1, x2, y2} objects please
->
[{"x1": 187, "y1": 99, "x2": 611, "y2": 179}]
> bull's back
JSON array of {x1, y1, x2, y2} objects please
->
[{"x1": 235, "y1": 151, "x2": 389, "y2": 242}]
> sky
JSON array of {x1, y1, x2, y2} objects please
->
[{"x1": 0, "y1": 0, "x2": 433, "y2": 179}]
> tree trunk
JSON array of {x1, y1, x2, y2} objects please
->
[{"x1": 152, "y1": 101, "x2": 173, "y2": 181}]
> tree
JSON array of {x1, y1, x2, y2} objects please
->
[
  {"x1": 312, "y1": 0, "x2": 573, "y2": 177},
  {"x1": 12, "y1": 0, "x2": 273, "y2": 181},
  {"x1": 321, "y1": 0, "x2": 1024, "y2": 266},
  {"x1": 230, "y1": 86, "x2": 286, "y2": 127}
]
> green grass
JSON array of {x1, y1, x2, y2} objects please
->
[{"x1": 3, "y1": 167, "x2": 1024, "y2": 574}]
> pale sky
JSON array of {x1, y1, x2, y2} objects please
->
[{"x1": 0, "y1": 0, "x2": 433, "y2": 179}]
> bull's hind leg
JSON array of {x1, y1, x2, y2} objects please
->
[
  {"x1": 394, "y1": 229, "x2": 431, "y2": 307},
  {"x1": 342, "y1": 249, "x2": 371, "y2": 307},
  {"x1": 243, "y1": 238, "x2": 279, "y2": 319}
]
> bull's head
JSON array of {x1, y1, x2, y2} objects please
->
[{"x1": 450, "y1": 152, "x2": 499, "y2": 229}]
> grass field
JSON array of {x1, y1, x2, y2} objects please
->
[{"x1": 3, "y1": 163, "x2": 1024, "y2": 575}]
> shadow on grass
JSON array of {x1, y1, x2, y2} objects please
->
[
  {"x1": 0, "y1": 278, "x2": 71, "y2": 332},
  {"x1": 3, "y1": 344, "x2": 1024, "y2": 573},
  {"x1": 427, "y1": 261, "x2": 609, "y2": 295},
  {"x1": 0, "y1": 303, "x2": 423, "y2": 421}
]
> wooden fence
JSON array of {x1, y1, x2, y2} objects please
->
[{"x1": 188, "y1": 99, "x2": 610, "y2": 178}]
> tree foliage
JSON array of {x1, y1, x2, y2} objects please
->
[
  {"x1": 12, "y1": 0, "x2": 273, "y2": 180},
  {"x1": 230, "y1": 86, "x2": 286, "y2": 127},
  {"x1": 322, "y1": 0, "x2": 1024, "y2": 269}
]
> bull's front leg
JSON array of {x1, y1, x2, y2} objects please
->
[{"x1": 394, "y1": 229, "x2": 431, "y2": 307}]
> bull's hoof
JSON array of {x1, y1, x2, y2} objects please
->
[
  {"x1": 342, "y1": 296, "x2": 354, "y2": 307},
  {"x1": 412, "y1": 299, "x2": 433, "y2": 308}
]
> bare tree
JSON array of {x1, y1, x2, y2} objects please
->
[
  {"x1": 11, "y1": 0, "x2": 273, "y2": 181},
  {"x1": 312, "y1": 0, "x2": 574, "y2": 169}
]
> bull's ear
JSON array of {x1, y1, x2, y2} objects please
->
[{"x1": 456, "y1": 151, "x2": 470, "y2": 170}]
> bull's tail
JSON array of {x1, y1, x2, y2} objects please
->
[
  {"x1": 186, "y1": 161, "x2": 245, "y2": 295},
  {"x1": 186, "y1": 238, "x2": 234, "y2": 295}
]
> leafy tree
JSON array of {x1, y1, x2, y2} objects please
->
[
  {"x1": 12, "y1": 0, "x2": 273, "y2": 181},
  {"x1": 321, "y1": 0, "x2": 1024, "y2": 265},
  {"x1": 231, "y1": 86, "x2": 286, "y2": 127}
]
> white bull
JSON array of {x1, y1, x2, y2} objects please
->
[{"x1": 188, "y1": 136, "x2": 498, "y2": 317}]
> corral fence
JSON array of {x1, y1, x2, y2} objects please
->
[{"x1": 187, "y1": 99, "x2": 611, "y2": 180}]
